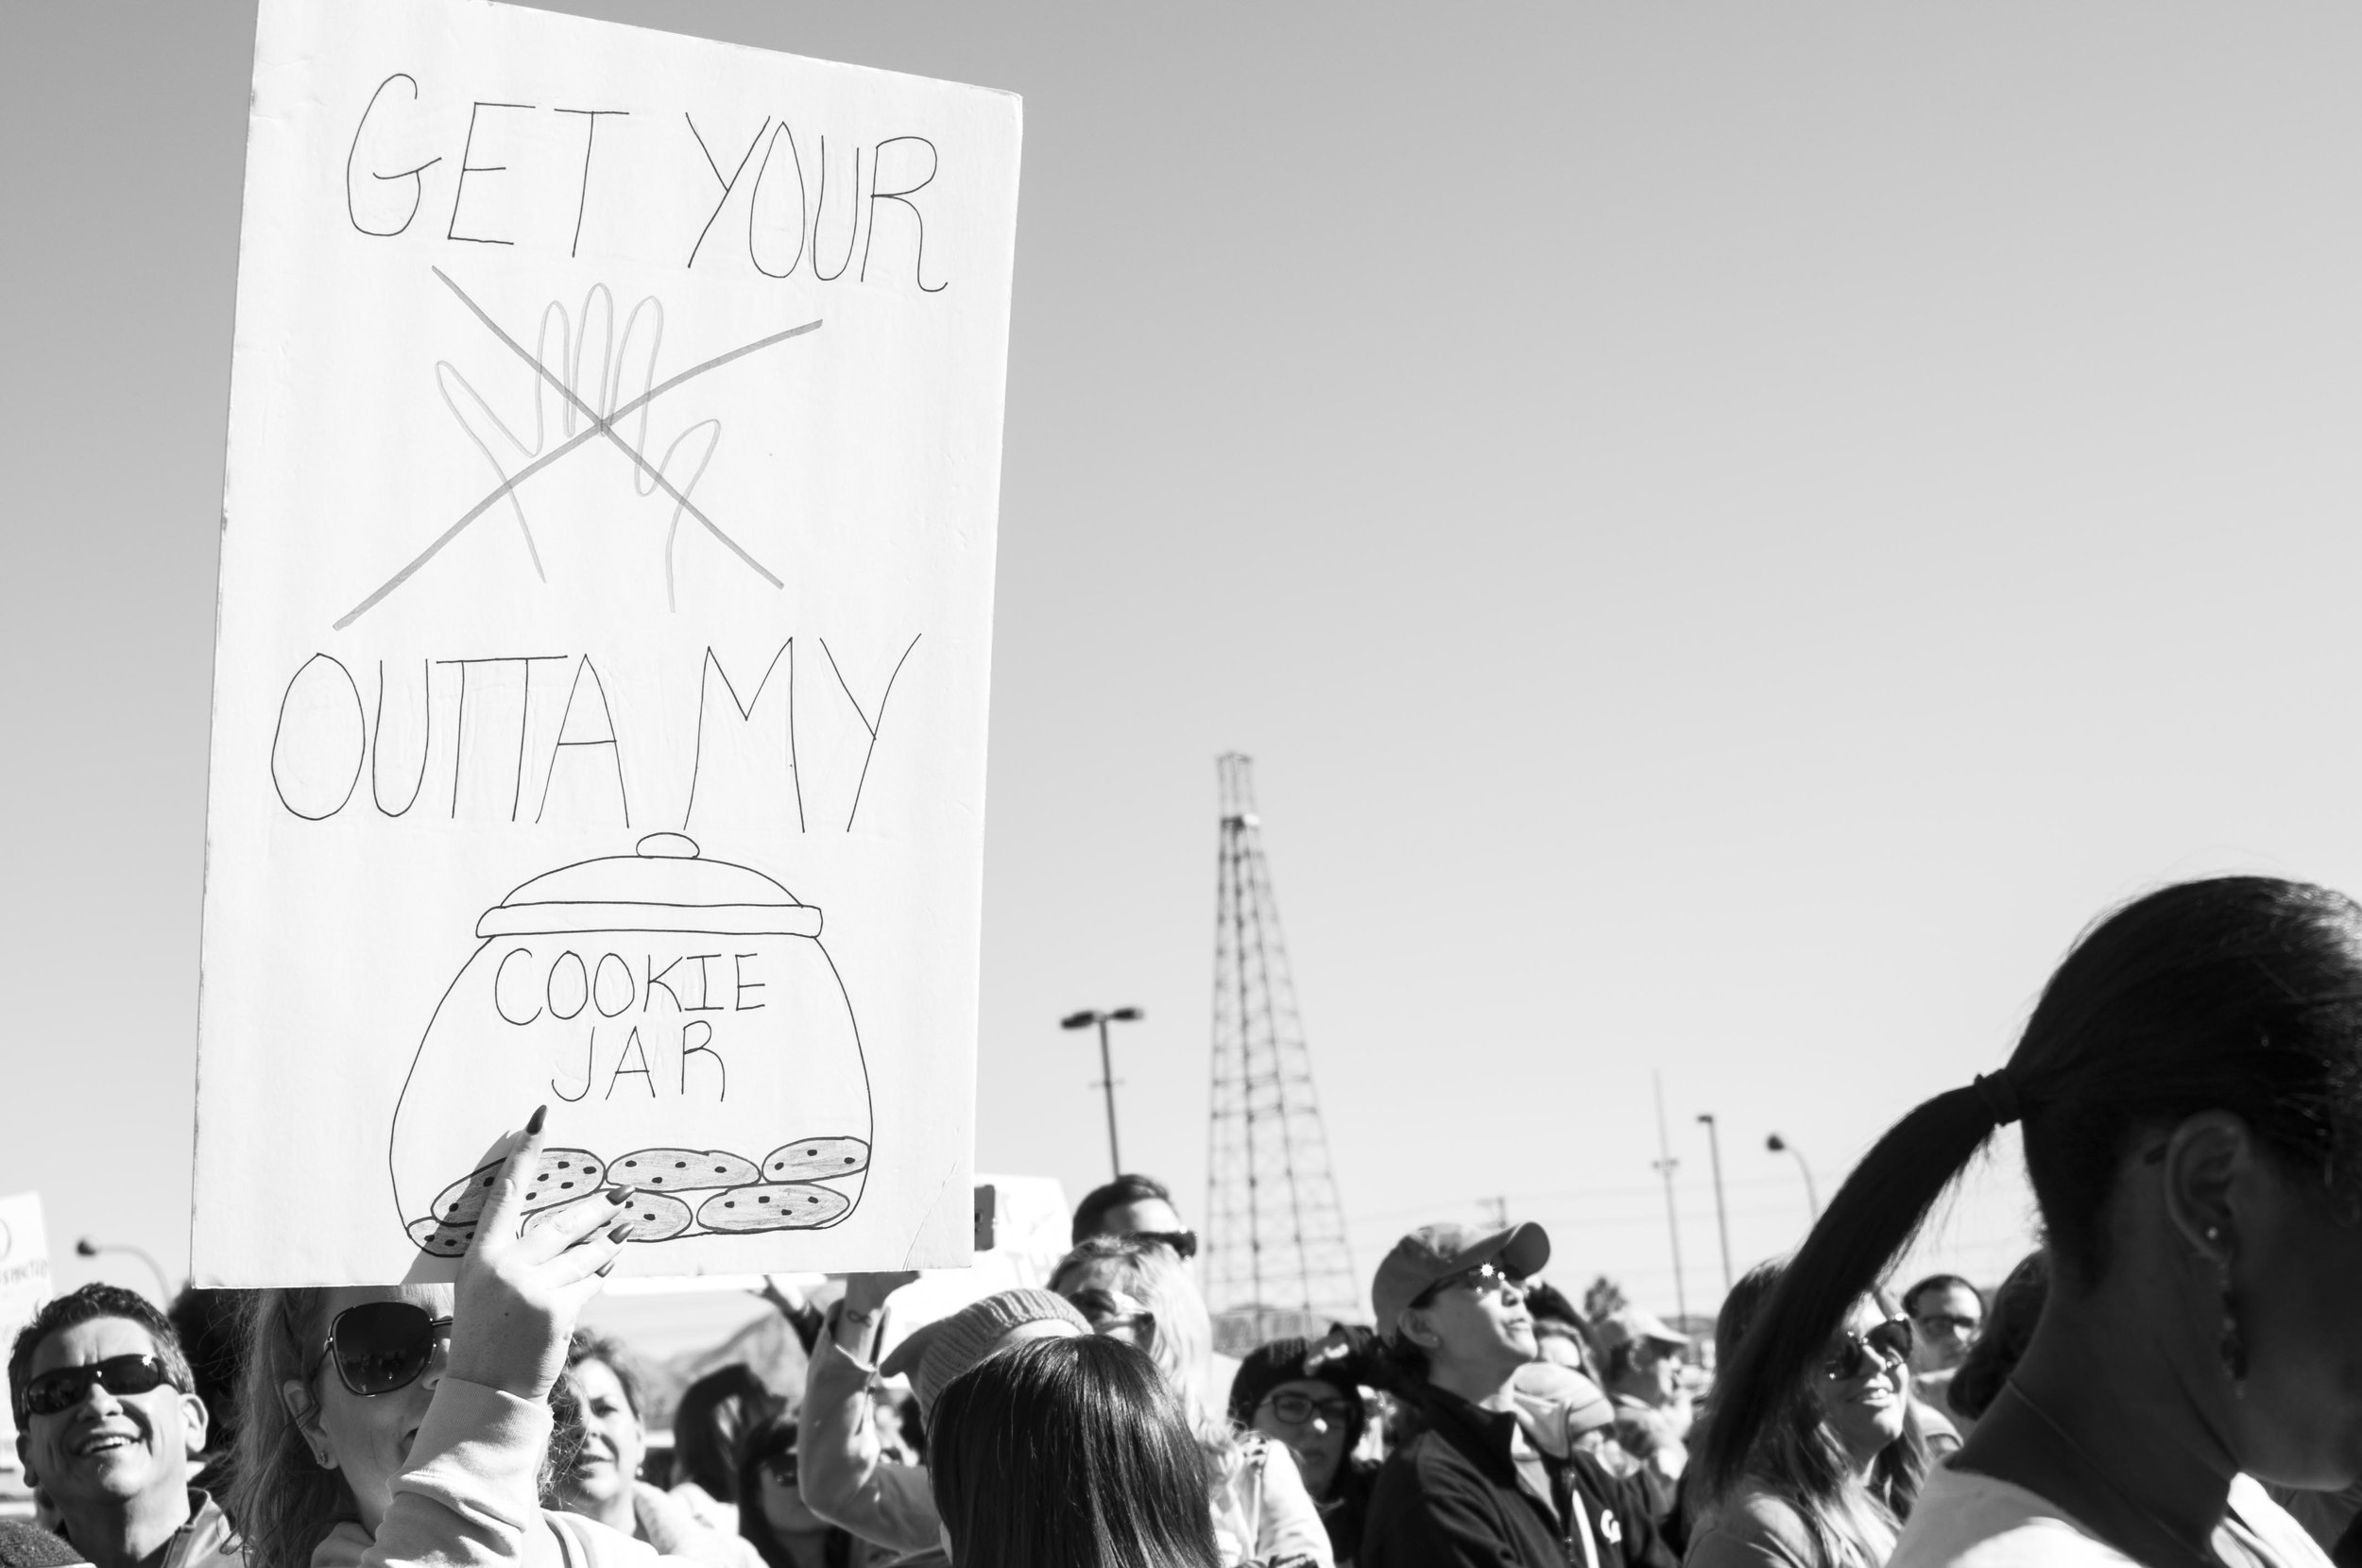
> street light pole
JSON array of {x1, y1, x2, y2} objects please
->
[
  {"x1": 1696, "y1": 1115, "x2": 1733, "y2": 1297},
  {"x1": 1062, "y1": 1007, "x2": 1143, "y2": 1178},
  {"x1": 1766, "y1": 1133, "x2": 1820, "y2": 1220},
  {"x1": 76, "y1": 1238, "x2": 173, "y2": 1303}
]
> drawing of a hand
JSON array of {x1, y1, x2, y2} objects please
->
[
  {"x1": 445, "y1": 1104, "x2": 632, "y2": 1401},
  {"x1": 338, "y1": 274, "x2": 820, "y2": 631}
]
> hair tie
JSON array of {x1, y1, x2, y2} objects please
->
[{"x1": 1972, "y1": 1071, "x2": 2022, "y2": 1127}]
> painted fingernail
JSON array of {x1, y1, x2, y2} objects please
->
[
  {"x1": 606, "y1": 1185, "x2": 635, "y2": 1203},
  {"x1": 608, "y1": 1222, "x2": 633, "y2": 1243},
  {"x1": 597, "y1": 1257, "x2": 619, "y2": 1276},
  {"x1": 526, "y1": 1105, "x2": 547, "y2": 1135}
]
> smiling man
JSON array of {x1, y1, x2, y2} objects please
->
[
  {"x1": 9, "y1": 1285, "x2": 235, "y2": 1568},
  {"x1": 1363, "y1": 1222, "x2": 1678, "y2": 1568}
]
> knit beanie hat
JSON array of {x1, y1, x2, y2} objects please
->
[
  {"x1": 880, "y1": 1287, "x2": 1091, "y2": 1417},
  {"x1": 1225, "y1": 1335, "x2": 1367, "y2": 1434}
]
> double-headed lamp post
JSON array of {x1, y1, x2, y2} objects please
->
[
  {"x1": 1062, "y1": 1007, "x2": 1143, "y2": 1178},
  {"x1": 76, "y1": 1237, "x2": 174, "y2": 1303},
  {"x1": 1766, "y1": 1133, "x2": 1821, "y2": 1220}
]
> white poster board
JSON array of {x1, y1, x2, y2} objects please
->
[
  {"x1": 0, "y1": 1193, "x2": 54, "y2": 1455},
  {"x1": 194, "y1": 0, "x2": 1020, "y2": 1285}
]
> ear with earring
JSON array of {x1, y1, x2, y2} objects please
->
[{"x1": 2203, "y1": 1224, "x2": 2248, "y2": 1393}]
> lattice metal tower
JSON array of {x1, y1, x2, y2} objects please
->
[{"x1": 1205, "y1": 753, "x2": 1359, "y2": 1352}]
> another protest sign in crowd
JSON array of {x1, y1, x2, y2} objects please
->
[{"x1": 16, "y1": 875, "x2": 2362, "y2": 1567}]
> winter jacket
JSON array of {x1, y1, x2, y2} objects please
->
[{"x1": 1363, "y1": 1386, "x2": 1680, "y2": 1568}]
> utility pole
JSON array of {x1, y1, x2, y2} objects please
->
[
  {"x1": 1696, "y1": 1114, "x2": 1734, "y2": 1297},
  {"x1": 1061, "y1": 1007, "x2": 1142, "y2": 1177},
  {"x1": 1652, "y1": 1072, "x2": 1687, "y2": 1323}
]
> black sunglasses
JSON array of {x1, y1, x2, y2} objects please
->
[
  {"x1": 1411, "y1": 1260, "x2": 1521, "y2": 1311},
  {"x1": 1132, "y1": 1229, "x2": 1198, "y2": 1260},
  {"x1": 23, "y1": 1354, "x2": 177, "y2": 1417},
  {"x1": 1823, "y1": 1317, "x2": 1913, "y2": 1381},
  {"x1": 322, "y1": 1302, "x2": 455, "y2": 1397}
]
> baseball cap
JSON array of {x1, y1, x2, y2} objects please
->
[
  {"x1": 1594, "y1": 1304, "x2": 1691, "y2": 1355},
  {"x1": 1371, "y1": 1220, "x2": 1550, "y2": 1342}
]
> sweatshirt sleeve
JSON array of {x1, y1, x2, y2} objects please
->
[
  {"x1": 364, "y1": 1378, "x2": 553, "y2": 1568},
  {"x1": 1247, "y1": 1440, "x2": 1337, "y2": 1568},
  {"x1": 795, "y1": 1312, "x2": 942, "y2": 1556}
]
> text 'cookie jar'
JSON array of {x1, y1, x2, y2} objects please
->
[{"x1": 388, "y1": 833, "x2": 872, "y2": 1256}]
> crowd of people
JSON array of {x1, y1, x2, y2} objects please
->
[{"x1": 14, "y1": 874, "x2": 2362, "y2": 1567}]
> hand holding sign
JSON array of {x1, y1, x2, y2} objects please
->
[{"x1": 444, "y1": 1106, "x2": 631, "y2": 1402}]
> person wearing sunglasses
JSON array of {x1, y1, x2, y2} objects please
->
[
  {"x1": 1361, "y1": 1220, "x2": 1677, "y2": 1568},
  {"x1": 1686, "y1": 1262, "x2": 1929, "y2": 1568},
  {"x1": 8, "y1": 1283, "x2": 235, "y2": 1568},
  {"x1": 1051, "y1": 1236, "x2": 1330, "y2": 1567},
  {"x1": 1226, "y1": 1334, "x2": 1382, "y2": 1566},
  {"x1": 1069, "y1": 1173, "x2": 1197, "y2": 1261},
  {"x1": 226, "y1": 1108, "x2": 636, "y2": 1568}
]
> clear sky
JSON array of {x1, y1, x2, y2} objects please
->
[{"x1": 11, "y1": 1, "x2": 2362, "y2": 1325}]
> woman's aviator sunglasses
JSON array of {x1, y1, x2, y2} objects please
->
[
  {"x1": 1823, "y1": 1317, "x2": 1913, "y2": 1381},
  {"x1": 322, "y1": 1302, "x2": 455, "y2": 1397}
]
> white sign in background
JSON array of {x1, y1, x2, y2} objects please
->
[
  {"x1": 195, "y1": 0, "x2": 1020, "y2": 1285},
  {"x1": 0, "y1": 1192, "x2": 54, "y2": 1455}
]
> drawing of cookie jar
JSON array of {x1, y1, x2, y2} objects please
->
[{"x1": 388, "y1": 833, "x2": 871, "y2": 1256}]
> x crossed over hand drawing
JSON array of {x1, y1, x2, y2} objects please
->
[{"x1": 334, "y1": 268, "x2": 822, "y2": 630}]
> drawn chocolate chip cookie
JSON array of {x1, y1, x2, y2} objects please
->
[{"x1": 388, "y1": 834, "x2": 872, "y2": 1255}]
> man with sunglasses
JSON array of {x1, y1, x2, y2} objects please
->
[
  {"x1": 1069, "y1": 1172, "x2": 1198, "y2": 1260},
  {"x1": 1363, "y1": 1222, "x2": 1678, "y2": 1568},
  {"x1": 9, "y1": 1286, "x2": 236, "y2": 1568}
]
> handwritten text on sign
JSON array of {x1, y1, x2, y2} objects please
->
[{"x1": 195, "y1": 0, "x2": 1018, "y2": 1286}]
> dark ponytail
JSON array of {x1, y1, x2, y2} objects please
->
[{"x1": 1701, "y1": 876, "x2": 2362, "y2": 1503}]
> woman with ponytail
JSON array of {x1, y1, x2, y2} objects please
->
[{"x1": 1701, "y1": 878, "x2": 2362, "y2": 1568}]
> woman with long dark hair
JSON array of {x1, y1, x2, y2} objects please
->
[
  {"x1": 929, "y1": 1334, "x2": 1222, "y2": 1568},
  {"x1": 1052, "y1": 1236, "x2": 1330, "y2": 1565},
  {"x1": 1686, "y1": 1263, "x2": 1926, "y2": 1568},
  {"x1": 1700, "y1": 878, "x2": 2357, "y2": 1568}
]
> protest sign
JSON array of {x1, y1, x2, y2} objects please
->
[
  {"x1": 0, "y1": 1193, "x2": 54, "y2": 1454},
  {"x1": 194, "y1": 0, "x2": 1020, "y2": 1285}
]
